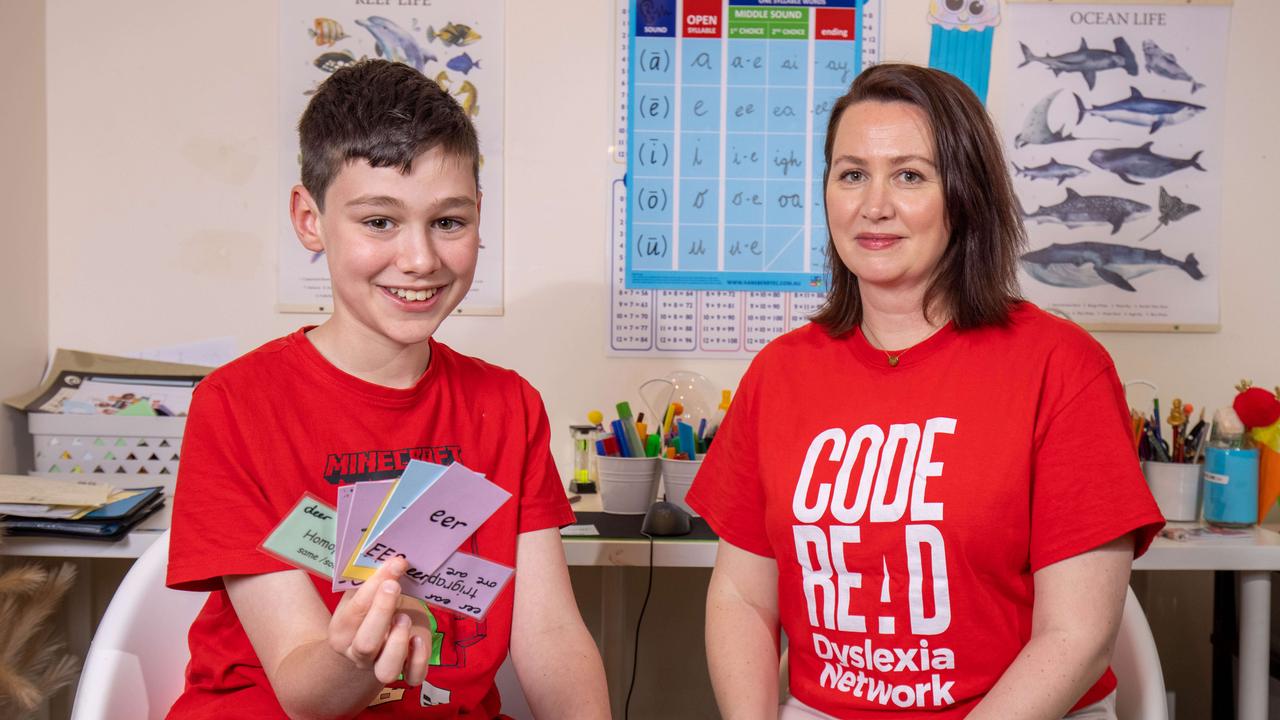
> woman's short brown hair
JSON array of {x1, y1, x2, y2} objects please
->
[{"x1": 810, "y1": 63, "x2": 1025, "y2": 335}]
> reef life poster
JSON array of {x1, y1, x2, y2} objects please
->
[
  {"x1": 277, "y1": 0, "x2": 504, "y2": 315},
  {"x1": 998, "y1": 0, "x2": 1230, "y2": 331}
]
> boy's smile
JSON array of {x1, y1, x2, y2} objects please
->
[{"x1": 291, "y1": 146, "x2": 480, "y2": 382}]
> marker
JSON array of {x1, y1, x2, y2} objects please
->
[
  {"x1": 610, "y1": 420, "x2": 632, "y2": 458},
  {"x1": 645, "y1": 434, "x2": 661, "y2": 457},
  {"x1": 678, "y1": 421, "x2": 698, "y2": 461},
  {"x1": 616, "y1": 402, "x2": 646, "y2": 460}
]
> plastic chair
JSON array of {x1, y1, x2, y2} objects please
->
[
  {"x1": 70, "y1": 530, "x2": 531, "y2": 719},
  {"x1": 70, "y1": 531, "x2": 204, "y2": 720},
  {"x1": 1113, "y1": 586, "x2": 1170, "y2": 720},
  {"x1": 778, "y1": 587, "x2": 1167, "y2": 720}
]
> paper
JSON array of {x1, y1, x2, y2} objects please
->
[
  {"x1": 333, "y1": 480, "x2": 396, "y2": 592},
  {"x1": 560, "y1": 524, "x2": 601, "y2": 537},
  {"x1": 345, "y1": 463, "x2": 510, "y2": 581},
  {"x1": 0, "y1": 474, "x2": 114, "y2": 507},
  {"x1": 351, "y1": 461, "x2": 448, "y2": 570},
  {"x1": 5, "y1": 348, "x2": 212, "y2": 411},
  {"x1": 260, "y1": 494, "x2": 340, "y2": 578},
  {"x1": 127, "y1": 337, "x2": 238, "y2": 367}
]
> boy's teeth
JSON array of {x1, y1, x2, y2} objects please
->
[{"x1": 390, "y1": 287, "x2": 438, "y2": 301}]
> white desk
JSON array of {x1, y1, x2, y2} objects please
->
[
  {"x1": 6, "y1": 494, "x2": 1276, "y2": 719},
  {"x1": 563, "y1": 496, "x2": 1280, "y2": 720}
]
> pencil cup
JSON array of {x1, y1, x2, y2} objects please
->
[
  {"x1": 1141, "y1": 461, "x2": 1202, "y2": 522},
  {"x1": 1202, "y1": 447, "x2": 1259, "y2": 527},
  {"x1": 597, "y1": 456, "x2": 661, "y2": 515},
  {"x1": 660, "y1": 458, "x2": 703, "y2": 517}
]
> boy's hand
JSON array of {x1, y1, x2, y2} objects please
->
[{"x1": 329, "y1": 557, "x2": 431, "y2": 686}]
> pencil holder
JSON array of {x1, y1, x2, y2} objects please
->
[
  {"x1": 1141, "y1": 461, "x2": 1202, "y2": 522},
  {"x1": 596, "y1": 456, "x2": 661, "y2": 515},
  {"x1": 1202, "y1": 446, "x2": 1258, "y2": 527},
  {"x1": 660, "y1": 458, "x2": 702, "y2": 517}
]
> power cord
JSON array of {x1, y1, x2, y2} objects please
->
[{"x1": 624, "y1": 531, "x2": 655, "y2": 720}]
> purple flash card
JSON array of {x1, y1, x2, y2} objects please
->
[
  {"x1": 360, "y1": 463, "x2": 510, "y2": 578},
  {"x1": 333, "y1": 480, "x2": 395, "y2": 591},
  {"x1": 409, "y1": 550, "x2": 514, "y2": 620}
]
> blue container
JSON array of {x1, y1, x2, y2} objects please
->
[{"x1": 1202, "y1": 446, "x2": 1259, "y2": 526}]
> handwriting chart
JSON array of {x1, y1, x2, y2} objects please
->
[{"x1": 609, "y1": 0, "x2": 880, "y2": 356}]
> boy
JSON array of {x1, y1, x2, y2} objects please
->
[{"x1": 166, "y1": 60, "x2": 610, "y2": 719}]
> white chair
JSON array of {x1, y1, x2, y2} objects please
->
[
  {"x1": 1113, "y1": 586, "x2": 1169, "y2": 720},
  {"x1": 71, "y1": 530, "x2": 531, "y2": 719},
  {"x1": 70, "y1": 531, "x2": 203, "y2": 720},
  {"x1": 778, "y1": 587, "x2": 1168, "y2": 720}
]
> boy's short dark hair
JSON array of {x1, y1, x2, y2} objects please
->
[{"x1": 298, "y1": 59, "x2": 480, "y2": 210}]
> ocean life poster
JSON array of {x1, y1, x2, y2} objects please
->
[
  {"x1": 277, "y1": 0, "x2": 504, "y2": 315},
  {"x1": 608, "y1": 0, "x2": 882, "y2": 356},
  {"x1": 999, "y1": 0, "x2": 1229, "y2": 330}
]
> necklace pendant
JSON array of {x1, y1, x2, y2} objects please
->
[{"x1": 887, "y1": 354, "x2": 900, "y2": 367}]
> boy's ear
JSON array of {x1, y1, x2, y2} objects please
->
[{"x1": 290, "y1": 184, "x2": 325, "y2": 253}]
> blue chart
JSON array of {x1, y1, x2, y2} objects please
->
[{"x1": 625, "y1": 0, "x2": 863, "y2": 294}]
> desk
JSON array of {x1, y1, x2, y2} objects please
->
[{"x1": 563, "y1": 496, "x2": 1280, "y2": 720}]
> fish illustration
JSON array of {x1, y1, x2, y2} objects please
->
[
  {"x1": 1143, "y1": 40, "x2": 1205, "y2": 94},
  {"x1": 356, "y1": 16, "x2": 436, "y2": 71},
  {"x1": 1075, "y1": 88, "x2": 1205, "y2": 135},
  {"x1": 1020, "y1": 187, "x2": 1151, "y2": 235},
  {"x1": 1018, "y1": 37, "x2": 1138, "y2": 90},
  {"x1": 456, "y1": 80, "x2": 478, "y2": 117},
  {"x1": 1088, "y1": 142, "x2": 1204, "y2": 185},
  {"x1": 446, "y1": 52, "x2": 481, "y2": 75},
  {"x1": 1021, "y1": 241, "x2": 1203, "y2": 291},
  {"x1": 309, "y1": 17, "x2": 348, "y2": 47},
  {"x1": 1015, "y1": 91, "x2": 1077, "y2": 148},
  {"x1": 1136, "y1": 187, "x2": 1201, "y2": 242},
  {"x1": 427, "y1": 22, "x2": 481, "y2": 47},
  {"x1": 314, "y1": 50, "x2": 357, "y2": 74},
  {"x1": 1012, "y1": 158, "x2": 1088, "y2": 185}
]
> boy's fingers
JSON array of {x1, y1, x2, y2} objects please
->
[
  {"x1": 331, "y1": 559, "x2": 406, "y2": 648},
  {"x1": 348, "y1": 579, "x2": 403, "y2": 664},
  {"x1": 405, "y1": 632, "x2": 430, "y2": 687},
  {"x1": 373, "y1": 613, "x2": 413, "y2": 684}
]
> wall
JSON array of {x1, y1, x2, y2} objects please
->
[
  {"x1": 0, "y1": 0, "x2": 48, "y2": 474},
  {"x1": 40, "y1": 1, "x2": 1280, "y2": 718}
]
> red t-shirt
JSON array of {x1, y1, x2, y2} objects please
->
[
  {"x1": 166, "y1": 329, "x2": 575, "y2": 719},
  {"x1": 687, "y1": 303, "x2": 1163, "y2": 718}
]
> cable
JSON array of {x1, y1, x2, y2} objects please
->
[{"x1": 624, "y1": 531, "x2": 655, "y2": 720}]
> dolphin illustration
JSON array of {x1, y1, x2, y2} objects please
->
[
  {"x1": 1075, "y1": 87, "x2": 1205, "y2": 135},
  {"x1": 1020, "y1": 188, "x2": 1151, "y2": 235},
  {"x1": 1088, "y1": 142, "x2": 1205, "y2": 185},
  {"x1": 1021, "y1": 241, "x2": 1204, "y2": 292},
  {"x1": 356, "y1": 16, "x2": 436, "y2": 71},
  {"x1": 1012, "y1": 158, "x2": 1089, "y2": 185},
  {"x1": 1019, "y1": 37, "x2": 1138, "y2": 90}
]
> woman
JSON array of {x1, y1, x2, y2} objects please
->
[{"x1": 686, "y1": 64, "x2": 1164, "y2": 719}]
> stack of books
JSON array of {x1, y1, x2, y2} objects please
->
[{"x1": 0, "y1": 475, "x2": 165, "y2": 540}]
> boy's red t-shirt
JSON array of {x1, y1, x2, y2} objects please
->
[
  {"x1": 687, "y1": 303, "x2": 1164, "y2": 718},
  {"x1": 166, "y1": 329, "x2": 574, "y2": 719}
]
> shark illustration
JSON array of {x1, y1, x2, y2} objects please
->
[
  {"x1": 1075, "y1": 88, "x2": 1205, "y2": 134},
  {"x1": 1088, "y1": 142, "x2": 1205, "y2": 185},
  {"x1": 356, "y1": 16, "x2": 436, "y2": 71},
  {"x1": 1018, "y1": 37, "x2": 1138, "y2": 90},
  {"x1": 1021, "y1": 241, "x2": 1204, "y2": 292},
  {"x1": 1136, "y1": 187, "x2": 1201, "y2": 242},
  {"x1": 1020, "y1": 188, "x2": 1151, "y2": 235},
  {"x1": 1012, "y1": 158, "x2": 1089, "y2": 185},
  {"x1": 1143, "y1": 40, "x2": 1205, "y2": 94}
]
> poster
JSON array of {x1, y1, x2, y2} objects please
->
[
  {"x1": 1000, "y1": 0, "x2": 1229, "y2": 330},
  {"x1": 609, "y1": 0, "x2": 882, "y2": 356},
  {"x1": 277, "y1": 0, "x2": 504, "y2": 315}
]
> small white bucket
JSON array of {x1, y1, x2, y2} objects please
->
[
  {"x1": 661, "y1": 458, "x2": 703, "y2": 517},
  {"x1": 597, "y1": 456, "x2": 662, "y2": 515},
  {"x1": 1142, "y1": 460, "x2": 1202, "y2": 522}
]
